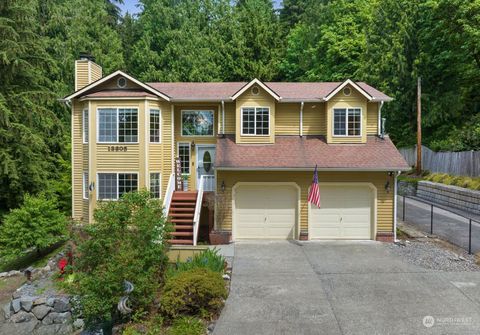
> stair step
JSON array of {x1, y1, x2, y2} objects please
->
[
  {"x1": 171, "y1": 231, "x2": 194, "y2": 237},
  {"x1": 171, "y1": 201, "x2": 196, "y2": 206},
  {"x1": 170, "y1": 207, "x2": 195, "y2": 212},
  {"x1": 168, "y1": 239, "x2": 194, "y2": 245},
  {"x1": 169, "y1": 213, "x2": 194, "y2": 218},
  {"x1": 173, "y1": 225, "x2": 194, "y2": 231},
  {"x1": 171, "y1": 219, "x2": 194, "y2": 224}
]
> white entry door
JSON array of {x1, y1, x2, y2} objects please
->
[
  {"x1": 234, "y1": 184, "x2": 297, "y2": 239},
  {"x1": 310, "y1": 185, "x2": 373, "y2": 239},
  {"x1": 196, "y1": 145, "x2": 215, "y2": 191}
]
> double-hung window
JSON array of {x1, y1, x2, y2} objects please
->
[
  {"x1": 333, "y1": 108, "x2": 361, "y2": 136},
  {"x1": 98, "y1": 108, "x2": 138, "y2": 143},
  {"x1": 178, "y1": 143, "x2": 190, "y2": 175},
  {"x1": 150, "y1": 172, "x2": 161, "y2": 198},
  {"x1": 241, "y1": 107, "x2": 269, "y2": 135},
  {"x1": 83, "y1": 172, "x2": 89, "y2": 199},
  {"x1": 150, "y1": 109, "x2": 161, "y2": 143},
  {"x1": 97, "y1": 173, "x2": 138, "y2": 200},
  {"x1": 83, "y1": 109, "x2": 89, "y2": 143}
]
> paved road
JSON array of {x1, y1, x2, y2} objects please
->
[
  {"x1": 214, "y1": 241, "x2": 480, "y2": 335},
  {"x1": 398, "y1": 197, "x2": 480, "y2": 254}
]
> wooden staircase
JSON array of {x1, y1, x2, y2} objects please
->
[{"x1": 167, "y1": 191, "x2": 197, "y2": 245}]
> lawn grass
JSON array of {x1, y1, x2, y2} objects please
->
[
  {"x1": 399, "y1": 171, "x2": 480, "y2": 191},
  {"x1": 0, "y1": 241, "x2": 65, "y2": 273}
]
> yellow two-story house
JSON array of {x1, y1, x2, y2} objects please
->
[{"x1": 65, "y1": 55, "x2": 409, "y2": 245}]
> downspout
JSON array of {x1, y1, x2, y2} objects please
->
[
  {"x1": 378, "y1": 101, "x2": 384, "y2": 137},
  {"x1": 300, "y1": 101, "x2": 304, "y2": 137},
  {"x1": 393, "y1": 170, "x2": 401, "y2": 242},
  {"x1": 221, "y1": 100, "x2": 225, "y2": 137}
]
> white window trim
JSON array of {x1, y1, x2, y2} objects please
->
[
  {"x1": 96, "y1": 172, "x2": 139, "y2": 201},
  {"x1": 149, "y1": 171, "x2": 162, "y2": 199},
  {"x1": 332, "y1": 107, "x2": 362, "y2": 137},
  {"x1": 82, "y1": 172, "x2": 89, "y2": 199},
  {"x1": 82, "y1": 109, "x2": 89, "y2": 144},
  {"x1": 96, "y1": 107, "x2": 139, "y2": 144},
  {"x1": 240, "y1": 106, "x2": 270, "y2": 136},
  {"x1": 177, "y1": 142, "x2": 191, "y2": 175},
  {"x1": 149, "y1": 108, "x2": 162, "y2": 144},
  {"x1": 180, "y1": 110, "x2": 215, "y2": 137}
]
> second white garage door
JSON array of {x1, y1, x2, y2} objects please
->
[
  {"x1": 234, "y1": 184, "x2": 297, "y2": 239},
  {"x1": 310, "y1": 184, "x2": 373, "y2": 239}
]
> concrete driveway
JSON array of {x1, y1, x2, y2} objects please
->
[{"x1": 213, "y1": 241, "x2": 480, "y2": 335}]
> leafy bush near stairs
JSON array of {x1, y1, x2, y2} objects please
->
[
  {"x1": 167, "y1": 248, "x2": 226, "y2": 278},
  {"x1": 71, "y1": 190, "x2": 171, "y2": 325},
  {"x1": 160, "y1": 268, "x2": 227, "y2": 318},
  {"x1": 0, "y1": 193, "x2": 68, "y2": 260}
]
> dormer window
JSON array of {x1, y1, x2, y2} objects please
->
[
  {"x1": 241, "y1": 107, "x2": 269, "y2": 135},
  {"x1": 333, "y1": 108, "x2": 361, "y2": 136}
]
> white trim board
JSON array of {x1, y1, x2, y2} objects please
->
[
  {"x1": 231, "y1": 78, "x2": 281, "y2": 101},
  {"x1": 324, "y1": 79, "x2": 372, "y2": 102}
]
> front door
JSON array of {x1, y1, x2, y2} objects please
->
[{"x1": 196, "y1": 145, "x2": 216, "y2": 191}]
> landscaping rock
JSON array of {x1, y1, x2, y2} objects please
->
[
  {"x1": 46, "y1": 297, "x2": 55, "y2": 307},
  {"x1": 73, "y1": 318, "x2": 85, "y2": 329},
  {"x1": 33, "y1": 297, "x2": 46, "y2": 306},
  {"x1": 20, "y1": 297, "x2": 35, "y2": 312},
  {"x1": 2, "y1": 303, "x2": 12, "y2": 319},
  {"x1": 42, "y1": 311, "x2": 71, "y2": 325},
  {"x1": 0, "y1": 319, "x2": 38, "y2": 335},
  {"x1": 12, "y1": 290, "x2": 22, "y2": 299},
  {"x1": 53, "y1": 297, "x2": 70, "y2": 313},
  {"x1": 31, "y1": 305, "x2": 51, "y2": 320},
  {"x1": 11, "y1": 299, "x2": 21, "y2": 313},
  {"x1": 11, "y1": 311, "x2": 35, "y2": 323}
]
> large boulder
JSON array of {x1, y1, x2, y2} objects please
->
[
  {"x1": 20, "y1": 297, "x2": 35, "y2": 312},
  {"x1": 31, "y1": 305, "x2": 52, "y2": 320},
  {"x1": 42, "y1": 311, "x2": 72, "y2": 325},
  {"x1": 10, "y1": 311, "x2": 35, "y2": 323},
  {"x1": 53, "y1": 297, "x2": 70, "y2": 313}
]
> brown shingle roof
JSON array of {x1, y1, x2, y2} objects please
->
[
  {"x1": 147, "y1": 82, "x2": 392, "y2": 102},
  {"x1": 215, "y1": 135, "x2": 409, "y2": 171}
]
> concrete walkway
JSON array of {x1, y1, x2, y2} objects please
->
[
  {"x1": 398, "y1": 197, "x2": 480, "y2": 253},
  {"x1": 214, "y1": 241, "x2": 480, "y2": 335}
]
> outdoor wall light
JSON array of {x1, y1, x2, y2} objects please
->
[
  {"x1": 89, "y1": 182, "x2": 95, "y2": 192},
  {"x1": 221, "y1": 181, "x2": 225, "y2": 192},
  {"x1": 384, "y1": 181, "x2": 390, "y2": 193},
  {"x1": 191, "y1": 141, "x2": 196, "y2": 151}
]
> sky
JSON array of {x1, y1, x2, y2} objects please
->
[{"x1": 119, "y1": 0, "x2": 283, "y2": 15}]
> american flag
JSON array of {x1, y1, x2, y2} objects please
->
[{"x1": 307, "y1": 165, "x2": 321, "y2": 208}]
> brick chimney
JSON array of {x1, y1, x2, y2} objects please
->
[{"x1": 75, "y1": 52, "x2": 102, "y2": 91}]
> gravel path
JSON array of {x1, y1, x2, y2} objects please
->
[{"x1": 387, "y1": 239, "x2": 480, "y2": 272}]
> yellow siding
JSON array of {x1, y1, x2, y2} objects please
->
[
  {"x1": 235, "y1": 86, "x2": 276, "y2": 144},
  {"x1": 72, "y1": 100, "x2": 87, "y2": 221},
  {"x1": 174, "y1": 105, "x2": 218, "y2": 190},
  {"x1": 215, "y1": 171, "x2": 394, "y2": 235},
  {"x1": 96, "y1": 145, "x2": 140, "y2": 170},
  {"x1": 303, "y1": 103, "x2": 325, "y2": 135},
  {"x1": 75, "y1": 60, "x2": 102, "y2": 90},
  {"x1": 326, "y1": 84, "x2": 368, "y2": 144},
  {"x1": 367, "y1": 102, "x2": 379, "y2": 135},
  {"x1": 276, "y1": 103, "x2": 300, "y2": 135},
  {"x1": 222, "y1": 102, "x2": 235, "y2": 134},
  {"x1": 75, "y1": 60, "x2": 89, "y2": 91}
]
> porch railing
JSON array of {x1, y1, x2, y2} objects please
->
[
  {"x1": 193, "y1": 175, "x2": 205, "y2": 246},
  {"x1": 163, "y1": 173, "x2": 175, "y2": 218},
  {"x1": 202, "y1": 175, "x2": 216, "y2": 192}
]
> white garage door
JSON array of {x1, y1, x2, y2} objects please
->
[
  {"x1": 234, "y1": 184, "x2": 297, "y2": 239},
  {"x1": 310, "y1": 185, "x2": 373, "y2": 239}
]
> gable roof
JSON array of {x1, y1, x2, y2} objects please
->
[
  {"x1": 230, "y1": 78, "x2": 281, "y2": 101},
  {"x1": 323, "y1": 79, "x2": 373, "y2": 101},
  {"x1": 64, "y1": 70, "x2": 171, "y2": 101}
]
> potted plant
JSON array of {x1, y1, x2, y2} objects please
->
[{"x1": 182, "y1": 174, "x2": 189, "y2": 191}]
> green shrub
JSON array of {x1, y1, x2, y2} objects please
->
[
  {"x1": 168, "y1": 248, "x2": 225, "y2": 277},
  {"x1": 0, "y1": 194, "x2": 68, "y2": 260},
  {"x1": 72, "y1": 190, "x2": 171, "y2": 325},
  {"x1": 168, "y1": 316, "x2": 204, "y2": 335},
  {"x1": 160, "y1": 268, "x2": 227, "y2": 318}
]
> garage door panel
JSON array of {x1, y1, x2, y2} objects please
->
[
  {"x1": 310, "y1": 185, "x2": 373, "y2": 240},
  {"x1": 235, "y1": 185, "x2": 297, "y2": 239}
]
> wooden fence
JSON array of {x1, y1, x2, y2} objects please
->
[{"x1": 398, "y1": 145, "x2": 480, "y2": 177}]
